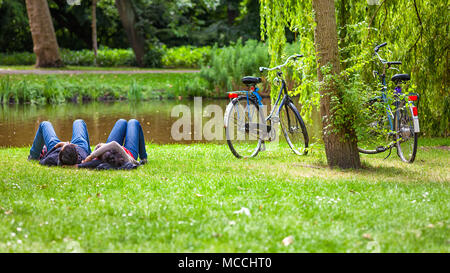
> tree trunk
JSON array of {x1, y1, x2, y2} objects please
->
[
  {"x1": 115, "y1": 0, "x2": 146, "y2": 67},
  {"x1": 25, "y1": 0, "x2": 63, "y2": 67},
  {"x1": 227, "y1": 3, "x2": 239, "y2": 25},
  {"x1": 92, "y1": 0, "x2": 98, "y2": 66},
  {"x1": 312, "y1": 0, "x2": 361, "y2": 169}
]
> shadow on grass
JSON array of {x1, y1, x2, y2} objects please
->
[{"x1": 358, "y1": 162, "x2": 411, "y2": 176}]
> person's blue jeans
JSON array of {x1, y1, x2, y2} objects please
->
[
  {"x1": 106, "y1": 119, "x2": 147, "y2": 160},
  {"x1": 29, "y1": 119, "x2": 91, "y2": 159}
]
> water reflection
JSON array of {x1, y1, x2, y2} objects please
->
[{"x1": 0, "y1": 98, "x2": 321, "y2": 147}]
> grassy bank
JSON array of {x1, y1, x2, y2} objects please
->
[
  {"x1": 0, "y1": 139, "x2": 448, "y2": 252},
  {"x1": 0, "y1": 65, "x2": 199, "y2": 71},
  {"x1": 0, "y1": 72, "x2": 213, "y2": 104}
]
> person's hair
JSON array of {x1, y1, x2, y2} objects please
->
[
  {"x1": 58, "y1": 144, "x2": 79, "y2": 165},
  {"x1": 100, "y1": 149, "x2": 126, "y2": 167}
]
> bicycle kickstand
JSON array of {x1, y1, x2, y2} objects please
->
[
  {"x1": 260, "y1": 141, "x2": 266, "y2": 152},
  {"x1": 383, "y1": 146, "x2": 393, "y2": 160}
]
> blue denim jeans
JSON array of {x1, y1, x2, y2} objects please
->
[
  {"x1": 29, "y1": 119, "x2": 91, "y2": 159},
  {"x1": 106, "y1": 119, "x2": 147, "y2": 160}
]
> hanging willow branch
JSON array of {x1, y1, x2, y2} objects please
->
[
  {"x1": 408, "y1": 0, "x2": 424, "y2": 52},
  {"x1": 368, "y1": 0, "x2": 387, "y2": 30}
]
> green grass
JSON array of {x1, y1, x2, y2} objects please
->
[{"x1": 0, "y1": 139, "x2": 448, "y2": 252}]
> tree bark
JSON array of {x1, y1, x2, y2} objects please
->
[
  {"x1": 25, "y1": 0, "x2": 64, "y2": 67},
  {"x1": 92, "y1": 0, "x2": 98, "y2": 66},
  {"x1": 115, "y1": 0, "x2": 146, "y2": 67},
  {"x1": 312, "y1": 0, "x2": 361, "y2": 169}
]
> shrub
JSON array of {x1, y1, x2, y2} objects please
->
[
  {"x1": 197, "y1": 39, "x2": 270, "y2": 95},
  {"x1": 61, "y1": 47, "x2": 136, "y2": 67},
  {"x1": 0, "y1": 51, "x2": 35, "y2": 65},
  {"x1": 0, "y1": 47, "x2": 136, "y2": 67},
  {"x1": 0, "y1": 46, "x2": 212, "y2": 68},
  {"x1": 162, "y1": 45, "x2": 212, "y2": 68}
]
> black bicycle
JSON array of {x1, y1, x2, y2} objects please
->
[
  {"x1": 357, "y1": 42, "x2": 420, "y2": 163},
  {"x1": 224, "y1": 54, "x2": 309, "y2": 158}
]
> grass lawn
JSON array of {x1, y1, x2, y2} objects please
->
[{"x1": 0, "y1": 138, "x2": 448, "y2": 252}]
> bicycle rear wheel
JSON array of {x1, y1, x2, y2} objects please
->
[
  {"x1": 395, "y1": 102, "x2": 418, "y2": 163},
  {"x1": 279, "y1": 101, "x2": 309, "y2": 155},
  {"x1": 224, "y1": 96, "x2": 264, "y2": 158}
]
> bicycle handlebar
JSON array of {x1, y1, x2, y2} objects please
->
[
  {"x1": 374, "y1": 42, "x2": 387, "y2": 53},
  {"x1": 387, "y1": 61, "x2": 402, "y2": 65},
  {"x1": 259, "y1": 54, "x2": 303, "y2": 72},
  {"x1": 374, "y1": 42, "x2": 401, "y2": 66}
]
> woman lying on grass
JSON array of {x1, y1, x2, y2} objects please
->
[{"x1": 78, "y1": 119, "x2": 147, "y2": 170}]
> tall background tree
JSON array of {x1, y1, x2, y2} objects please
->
[
  {"x1": 25, "y1": 0, "x2": 63, "y2": 67},
  {"x1": 92, "y1": 0, "x2": 98, "y2": 66},
  {"x1": 114, "y1": 0, "x2": 146, "y2": 67}
]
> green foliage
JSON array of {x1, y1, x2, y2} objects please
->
[
  {"x1": 0, "y1": 73, "x2": 197, "y2": 104},
  {"x1": 183, "y1": 76, "x2": 212, "y2": 97},
  {"x1": 0, "y1": 0, "x2": 32, "y2": 53},
  {"x1": 180, "y1": 39, "x2": 308, "y2": 98},
  {"x1": 199, "y1": 39, "x2": 269, "y2": 93},
  {"x1": 0, "y1": 0, "x2": 261, "y2": 53},
  {"x1": 0, "y1": 48, "x2": 136, "y2": 67},
  {"x1": 61, "y1": 47, "x2": 136, "y2": 67},
  {"x1": 162, "y1": 45, "x2": 212, "y2": 68},
  {"x1": 0, "y1": 46, "x2": 213, "y2": 68},
  {"x1": 0, "y1": 52, "x2": 36, "y2": 66},
  {"x1": 260, "y1": 0, "x2": 448, "y2": 137},
  {"x1": 128, "y1": 80, "x2": 143, "y2": 102}
]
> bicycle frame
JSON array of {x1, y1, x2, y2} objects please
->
[
  {"x1": 227, "y1": 72, "x2": 292, "y2": 124},
  {"x1": 375, "y1": 72, "x2": 396, "y2": 131}
]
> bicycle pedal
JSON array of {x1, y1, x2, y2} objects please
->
[{"x1": 376, "y1": 146, "x2": 386, "y2": 152}]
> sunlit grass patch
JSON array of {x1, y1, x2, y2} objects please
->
[{"x1": 0, "y1": 140, "x2": 448, "y2": 252}]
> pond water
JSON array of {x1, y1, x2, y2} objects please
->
[{"x1": 0, "y1": 98, "x2": 322, "y2": 147}]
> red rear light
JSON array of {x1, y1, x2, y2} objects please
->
[
  {"x1": 228, "y1": 93, "x2": 238, "y2": 99},
  {"x1": 409, "y1": 95, "x2": 418, "y2": 101},
  {"x1": 412, "y1": 106, "x2": 418, "y2": 116}
]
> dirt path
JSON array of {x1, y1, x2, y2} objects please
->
[{"x1": 0, "y1": 68, "x2": 200, "y2": 75}]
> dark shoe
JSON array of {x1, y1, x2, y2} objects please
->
[
  {"x1": 139, "y1": 158, "x2": 147, "y2": 165},
  {"x1": 28, "y1": 154, "x2": 37, "y2": 161}
]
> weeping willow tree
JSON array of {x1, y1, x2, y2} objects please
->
[
  {"x1": 261, "y1": 0, "x2": 361, "y2": 168},
  {"x1": 261, "y1": 0, "x2": 448, "y2": 146}
]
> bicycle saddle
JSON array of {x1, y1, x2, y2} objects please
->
[
  {"x1": 241, "y1": 76, "x2": 262, "y2": 85},
  {"x1": 391, "y1": 74, "x2": 410, "y2": 83}
]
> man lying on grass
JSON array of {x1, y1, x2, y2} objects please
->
[{"x1": 28, "y1": 119, "x2": 91, "y2": 166}]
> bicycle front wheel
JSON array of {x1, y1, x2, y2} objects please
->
[
  {"x1": 357, "y1": 98, "x2": 394, "y2": 154},
  {"x1": 395, "y1": 103, "x2": 418, "y2": 163},
  {"x1": 224, "y1": 96, "x2": 264, "y2": 158},
  {"x1": 280, "y1": 101, "x2": 309, "y2": 155}
]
